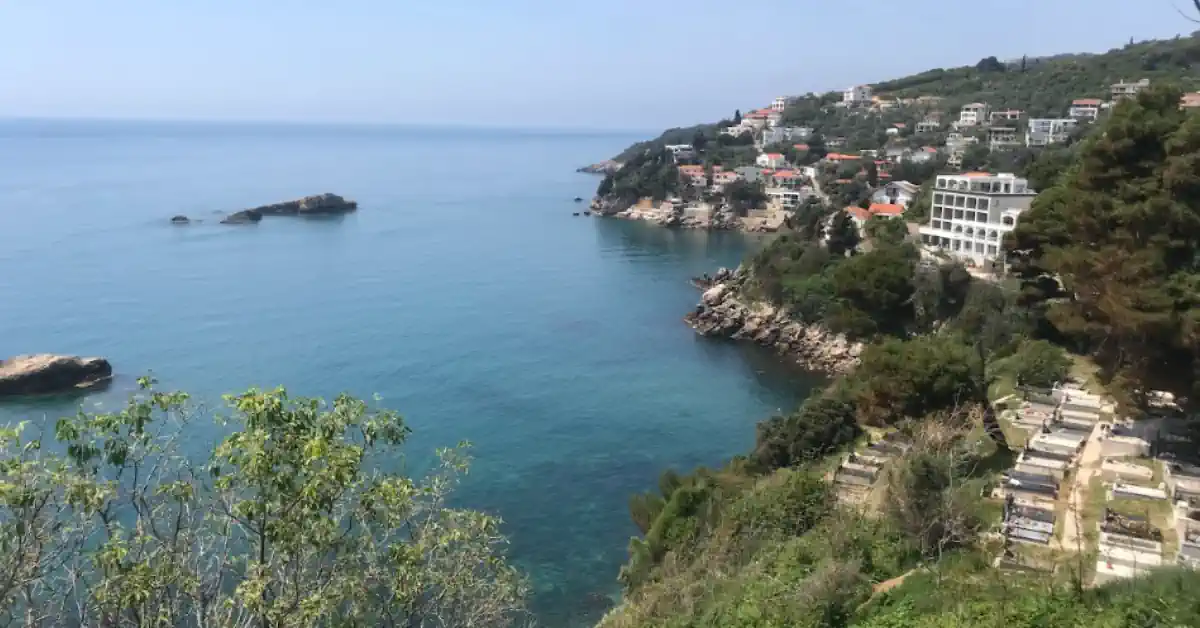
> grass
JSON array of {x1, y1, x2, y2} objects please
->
[{"x1": 1067, "y1": 353, "x2": 1105, "y2": 395}]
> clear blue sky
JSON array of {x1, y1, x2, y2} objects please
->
[{"x1": 1, "y1": 0, "x2": 1195, "y2": 130}]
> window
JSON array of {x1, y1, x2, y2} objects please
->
[
  {"x1": 975, "y1": 212, "x2": 986, "y2": 223},
  {"x1": 987, "y1": 245, "x2": 998, "y2": 255},
  {"x1": 954, "y1": 210, "x2": 964, "y2": 220},
  {"x1": 977, "y1": 198, "x2": 989, "y2": 210},
  {"x1": 1002, "y1": 216, "x2": 1015, "y2": 226},
  {"x1": 934, "y1": 193, "x2": 944, "y2": 205},
  {"x1": 967, "y1": 197, "x2": 977, "y2": 208},
  {"x1": 955, "y1": 196, "x2": 965, "y2": 207}
]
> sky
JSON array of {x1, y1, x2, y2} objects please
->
[{"x1": 1, "y1": 0, "x2": 1197, "y2": 130}]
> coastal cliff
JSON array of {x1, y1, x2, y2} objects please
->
[{"x1": 685, "y1": 268, "x2": 862, "y2": 373}]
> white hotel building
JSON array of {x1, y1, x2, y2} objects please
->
[{"x1": 918, "y1": 173, "x2": 1036, "y2": 267}]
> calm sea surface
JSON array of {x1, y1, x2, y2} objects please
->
[{"x1": 0, "y1": 119, "x2": 818, "y2": 626}]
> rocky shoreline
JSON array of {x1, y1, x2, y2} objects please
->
[
  {"x1": 588, "y1": 196, "x2": 784, "y2": 232},
  {"x1": 684, "y1": 268, "x2": 862, "y2": 373}
]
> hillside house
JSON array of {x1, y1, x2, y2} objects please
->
[
  {"x1": 915, "y1": 120, "x2": 940, "y2": 134},
  {"x1": 958, "y1": 103, "x2": 989, "y2": 127},
  {"x1": 989, "y1": 109, "x2": 1022, "y2": 124},
  {"x1": 987, "y1": 126, "x2": 1020, "y2": 150},
  {"x1": 1069, "y1": 98, "x2": 1103, "y2": 121},
  {"x1": 665, "y1": 144, "x2": 695, "y2": 161},
  {"x1": 872, "y1": 180, "x2": 920, "y2": 208},
  {"x1": 770, "y1": 170, "x2": 803, "y2": 189},
  {"x1": 845, "y1": 203, "x2": 905, "y2": 234},
  {"x1": 1026, "y1": 118, "x2": 1077, "y2": 147},
  {"x1": 1111, "y1": 78, "x2": 1150, "y2": 100},
  {"x1": 756, "y1": 153, "x2": 787, "y2": 169},
  {"x1": 1182, "y1": 92, "x2": 1200, "y2": 109},
  {"x1": 843, "y1": 85, "x2": 873, "y2": 105}
]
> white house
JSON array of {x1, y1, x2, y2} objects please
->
[
  {"x1": 915, "y1": 120, "x2": 940, "y2": 134},
  {"x1": 756, "y1": 152, "x2": 786, "y2": 169},
  {"x1": 665, "y1": 144, "x2": 695, "y2": 161},
  {"x1": 843, "y1": 85, "x2": 873, "y2": 105},
  {"x1": 1069, "y1": 98, "x2": 1103, "y2": 121},
  {"x1": 771, "y1": 96, "x2": 791, "y2": 112},
  {"x1": 987, "y1": 126, "x2": 1020, "y2": 150},
  {"x1": 989, "y1": 109, "x2": 1022, "y2": 124},
  {"x1": 1025, "y1": 118, "x2": 1077, "y2": 147},
  {"x1": 872, "y1": 180, "x2": 920, "y2": 208},
  {"x1": 919, "y1": 172, "x2": 1037, "y2": 267},
  {"x1": 1111, "y1": 78, "x2": 1150, "y2": 100},
  {"x1": 958, "y1": 103, "x2": 989, "y2": 127},
  {"x1": 908, "y1": 147, "x2": 939, "y2": 164}
]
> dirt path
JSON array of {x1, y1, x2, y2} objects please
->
[{"x1": 1057, "y1": 422, "x2": 1104, "y2": 552}]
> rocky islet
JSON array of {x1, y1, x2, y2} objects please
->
[{"x1": 0, "y1": 354, "x2": 113, "y2": 397}]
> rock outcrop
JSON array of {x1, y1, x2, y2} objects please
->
[
  {"x1": 221, "y1": 209, "x2": 263, "y2": 224},
  {"x1": 170, "y1": 215, "x2": 190, "y2": 224},
  {"x1": 685, "y1": 270, "x2": 862, "y2": 373},
  {"x1": 250, "y1": 193, "x2": 357, "y2": 216},
  {"x1": 577, "y1": 161, "x2": 620, "y2": 175},
  {"x1": 0, "y1": 354, "x2": 113, "y2": 396}
]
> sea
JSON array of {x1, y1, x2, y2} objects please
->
[{"x1": 0, "y1": 119, "x2": 819, "y2": 626}]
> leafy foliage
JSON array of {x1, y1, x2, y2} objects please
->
[
  {"x1": 0, "y1": 382, "x2": 529, "y2": 627},
  {"x1": 1005, "y1": 85, "x2": 1200, "y2": 411}
]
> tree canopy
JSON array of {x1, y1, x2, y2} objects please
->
[
  {"x1": 1005, "y1": 85, "x2": 1200, "y2": 410},
  {"x1": 0, "y1": 382, "x2": 529, "y2": 627}
]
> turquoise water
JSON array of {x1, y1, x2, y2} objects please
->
[{"x1": 0, "y1": 120, "x2": 818, "y2": 626}]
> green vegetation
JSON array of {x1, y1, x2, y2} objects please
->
[
  {"x1": 873, "y1": 33, "x2": 1200, "y2": 116},
  {"x1": 1005, "y1": 85, "x2": 1200, "y2": 411},
  {"x1": 0, "y1": 381, "x2": 528, "y2": 627},
  {"x1": 598, "y1": 147, "x2": 681, "y2": 204},
  {"x1": 604, "y1": 56, "x2": 1200, "y2": 627}
]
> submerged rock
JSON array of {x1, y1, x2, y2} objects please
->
[
  {"x1": 0, "y1": 354, "x2": 113, "y2": 397},
  {"x1": 170, "y1": 215, "x2": 190, "y2": 224},
  {"x1": 220, "y1": 209, "x2": 263, "y2": 224}
]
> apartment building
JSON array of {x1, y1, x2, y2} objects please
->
[
  {"x1": 1025, "y1": 118, "x2": 1077, "y2": 147},
  {"x1": 771, "y1": 96, "x2": 790, "y2": 112},
  {"x1": 918, "y1": 172, "x2": 1036, "y2": 267},
  {"x1": 989, "y1": 109, "x2": 1022, "y2": 124},
  {"x1": 958, "y1": 103, "x2": 989, "y2": 126},
  {"x1": 1111, "y1": 78, "x2": 1150, "y2": 100},
  {"x1": 987, "y1": 126, "x2": 1020, "y2": 150},
  {"x1": 843, "y1": 85, "x2": 873, "y2": 105},
  {"x1": 1069, "y1": 98, "x2": 1103, "y2": 121}
]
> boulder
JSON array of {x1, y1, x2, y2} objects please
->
[
  {"x1": 170, "y1": 215, "x2": 190, "y2": 224},
  {"x1": 702, "y1": 283, "x2": 728, "y2": 306},
  {"x1": 221, "y1": 209, "x2": 263, "y2": 224},
  {"x1": 0, "y1": 354, "x2": 113, "y2": 397}
]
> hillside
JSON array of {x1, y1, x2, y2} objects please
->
[
  {"x1": 603, "y1": 31, "x2": 1200, "y2": 163},
  {"x1": 872, "y1": 32, "x2": 1200, "y2": 115}
]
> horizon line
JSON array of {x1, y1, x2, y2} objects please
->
[{"x1": 0, "y1": 114, "x2": 656, "y2": 136}]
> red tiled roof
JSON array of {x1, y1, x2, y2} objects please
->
[
  {"x1": 846, "y1": 206, "x2": 871, "y2": 221},
  {"x1": 793, "y1": 143, "x2": 810, "y2": 150},
  {"x1": 773, "y1": 170, "x2": 799, "y2": 178},
  {"x1": 1072, "y1": 98, "x2": 1103, "y2": 106},
  {"x1": 964, "y1": 171, "x2": 992, "y2": 177},
  {"x1": 868, "y1": 203, "x2": 905, "y2": 216},
  {"x1": 893, "y1": 123, "x2": 907, "y2": 128},
  {"x1": 834, "y1": 178, "x2": 853, "y2": 184},
  {"x1": 764, "y1": 153, "x2": 784, "y2": 158},
  {"x1": 825, "y1": 153, "x2": 860, "y2": 161}
]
